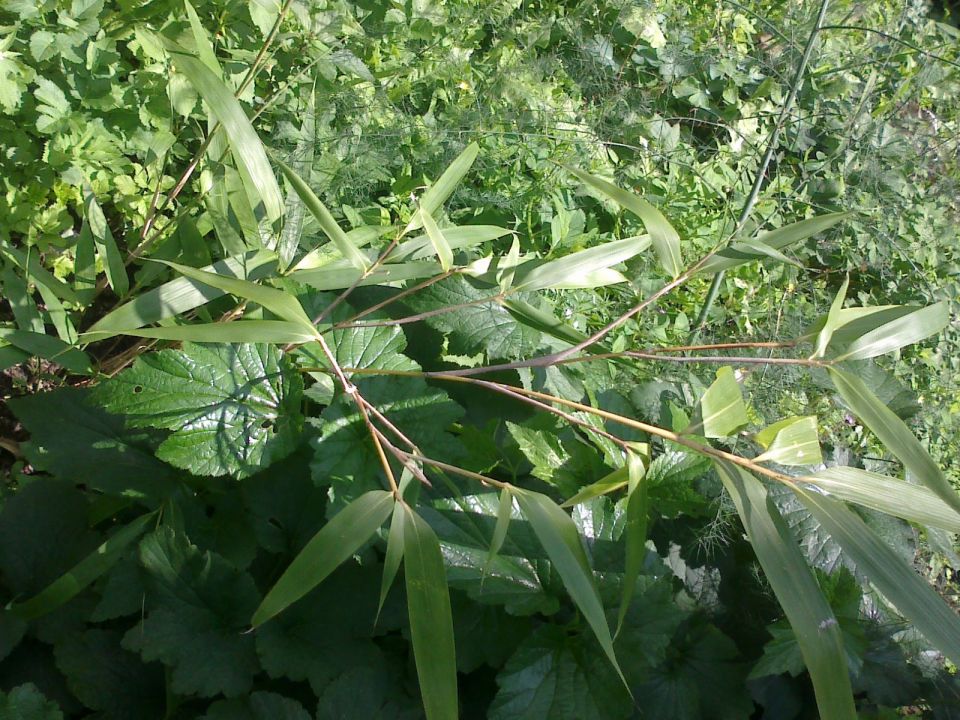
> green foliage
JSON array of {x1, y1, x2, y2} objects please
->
[{"x1": 2, "y1": 0, "x2": 960, "y2": 718}]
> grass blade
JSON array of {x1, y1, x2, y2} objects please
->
[
  {"x1": 515, "y1": 489, "x2": 627, "y2": 688},
  {"x1": 802, "y1": 467, "x2": 960, "y2": 533},
  {"x1": 252, "y1": 490, "x2": 394, "y2": 627},
  {"x1": 167, "y1": 42, "x2": 284, "y2": 226},
  {"x1": 419, "y1": 206, "x2": 454, "y2": 272},
  {"x1": 699, "y1": 366, "x2": 748, "y2": 438},
  {"x1": 715, "y1": 462, "x2": 856, "y2": 720},
  {"x1": 566, "y1": 166, "x2": 682, "y2": 277},
  {"x1": 276, "y1": 158, "x2": 370, "y2": 272},
  {"x1": 395, "y1": 225, "x2": 512, "y2": 262},
  {"x1": 11, "y1": 511, "x2": 157, "y2": 621},
  {"x1": 404, "y1": 142, "x2": 480, "y2": 235},
  {"x1": 403, "y1": 506, "x2": 459, "y2": 720},
  {"x1": 830, "y1": 367, "x2": 960, "y2": 517},
  {"x1": 796, "y1": 484, "x2": 960, "y2": 667}
]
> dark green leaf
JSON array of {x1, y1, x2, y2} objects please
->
[
  {"x1": 200, "y1": 692, "x2": 311, "y2": 720},
  {"x1": 0, "y1": 684, "x2": 64, "y2": 720}
]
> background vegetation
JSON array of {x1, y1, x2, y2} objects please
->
[{"x1": 1, "y1": 0, "x2": 959, "y2": 718}]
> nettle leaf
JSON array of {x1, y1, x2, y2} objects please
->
[
  {"x1": 403, "y1": 275, "x2": 541, "y2": 360},
  {"x1": 298, "y1": 318, "x2": 420, "y2": 378},
  {"x1": 200, "y1": 692, "x2": 311, "y2": 720},
  {"x1": 126, "y1": 527, "x2": 260, "y2": 698},
  {"x1": 314, "y1": 649, "x2": 424, "y2": 720},
  {"x1": 54, "y1": 629, "x2": 164, "y2": 720},
  {"x1": 507, "y1": 419, "x2": 607, "y2": 498},
  {"x1": 451, "y1": 590, "x2": 529, "y2": 673},
  {"x1": 93, "y1": 343, "x2": 304, "y2": 479},
  {"x1": 646, "y1": 451, "x2": 712, "y2": 518},
  {"x1": 0, "y1": 684, "x2": 63, "y2": 720},
  {"x1": 311, "y1": 375, "x2": 463, "y2": 503},
  {"x1": 489, "y1": 625, "x2": 633, "y2": 720},
  {"x1": 8, "y1": 387, "x2": 174, "y2": 501}
]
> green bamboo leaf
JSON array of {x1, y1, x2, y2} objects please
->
[
  {"x1": 715, "y1": 462, "x2": 856, "y2": 720},
  {"x1": 503, "y1": 298, "x2": 591, "y2": 347},
  {"x1": 513, "y1": 235, "x2": 651, "y2": 293},
  {"x1": 83, "y1": 251, "x2": 276, "y2": 339},
  {"x1": 515, "y1": 489, "x2": 627, "y2": 688},
  {"x1": 795, "y1": 484, "x2": 960, "y2": 666},
  {"x1": 811, "y1": 275, "x2": 849, "y2": 359},
  {"x1": 829, "y1": 368, "x2": 960, "y2": 517},
  {"x1": 1, "y1": 246, "x2": 82, "y2": 306},
  {"x1": 377, "y1": 501, "x2": 406, "y2": 621},
  {"x1": 82, "y1": 186, "x2": 129, "y2": 297},
  {"x1": 419, "y1": 206, "x2": 454, "y2": 272},
  {"x1": 108, "y1": 320, "x2": 318, "y2": 345},
  {"x1": 252, "y1": 490, "x2": 395, "y2": 627},
  {"x1": 700, "y1": 366, "x2": 748, "y2": 438},
  {"x1": 167, "y1": 43, "x2": 284, "y2": 226},
  {"x1": 0, "y1": 329, "x2": 91, "y2": 374},
  {"x1": 10, "y1": 511, "x2": 157, "y2": 621},
  {"x1": 561, "y1": 466, "x2": 629, "y2": 508},
  {"x1": 184, "y1": 0, "x2": 222, "y2": 75},
  {"x1": 616, "y1": 451, "x2": 648, "y2": 635},
  {"x1": 403, "y1": 506, "x2": 459, "y2": 720},
  {"x1": 482, "y1": 487, "x2": 514, "y2": 583},
  {"x1": 755, "y1": 416, "x2": 822, "y2": 466},
  {"x1": 735, "y1": 236, "x2": 803, "y2": 268},
  {"x1": 292, "y1": 260, "x2": 441, "y2": 291},
  {"x1": 394, "y1": 225, "x2": 512, "y2": 262},
  {"x1": 832, "y1": 302, "x2": 948, "y2": 361},
  {"x1": 566, "y1": 166, "x2": 681, "y2": 277},
  {"x1": 802, "y1": 467, "x2": 960, "y2": 533},
  {"x1": 0, "y1": 265, "x2": 44, "y2": 333},
  {"x1": 404, "y1": 142, "x2": 480, "y2": 235},
  {"x1": 151, "y1": 259, "x2": 315, "y2": 331},
  {"x1": 277, "y1": 86, "x2": 316, "y2": 271},
  {"x1": 698, "y1": 213, "x2": 852, "y2": 274},
  {"x1": 275, "y1": 158, "x2": 370, "y2": 272}
]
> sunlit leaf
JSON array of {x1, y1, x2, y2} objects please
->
[
  {"x1": 755, "y1": 416, "x2": 822, "y2": 466},
  {"x1": 419, "y1": 206, "x2": 454, "y2": 271},
  {"x1": 404, "y1": 142, "x2": 479, "y2": 235},
  {"x1": 715, "y1": 462, "x2": 856, "y2": 720},
  {"x1": 252, "y1": 490, "x2": 395, "y2": 627},
  {"x1": 811, "y1": 275, "x2": 848, "y2": 359},
  {"x1": 832, "y1": 302, "x2": 948, "y2": 361},
  {"x1": 110, "y1": 320, "x2": 317, "y2": 345},
  {"x1": 482, "y1": 487, "x2": 513, "y2": 583},
  {"x1": 512, "y1": 235, "x2": 650, "y2": 292},
  {"x1": 83, "y1": 186, "x2": 128, "y2": 297},
  {"x1": 699, "y1": 366, "x2": 748, "y2": 438},
  {"x1": 616, "y1": 450, "x2": 648, "y2": 635}
]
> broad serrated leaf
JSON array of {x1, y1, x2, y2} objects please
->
[
  {"x1": 403, "y1": 507, "x2": 458, "y2": 720},
  {"x1": 201, "y1": 691, "x2": 311, "y2": 720},
  {"x1": 489, "y1": 625, "x2": 632, "y2": 720},
  {"x1": 514, "y1": 490, "x2": 626, "y2": 687},
  {"x1": 715, "y1": 462, "x2": 856, "y2": 720},
  {"x1": 755, "y1": 416, "x2": 822, "y2": 466},
  {"x1": 166, "y1": 43, "x2": 283, "y2": 226},
  {"x1": 830, "y1": 368, "x2": 960, "y2": 516},
  {"x1": 404, "y1": 275, "x2": 541, "y2": 360},
  {"x1": 0, "y1": 684, "x2": 64, "y2": 720},
  {"x1": 93, "y1": 343, "x2": 303, "y2": 478},
  {"x1": 8, "y1": 387, "x2": 174, "y2": 499},
  {"x1": 252, "y1": 491, "x2": 394, "y2": 627},
  {"x1": 699, "y1": 366, "x2": 748, "y2": 438},
  {"x1": 129, "y1": 527, "x2": 260, "y2": 698}
]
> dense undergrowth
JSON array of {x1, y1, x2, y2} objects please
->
[{"x1": 1, "y1": 0, "x2": 959, "y2": 718}]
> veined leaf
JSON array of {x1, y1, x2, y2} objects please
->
[
  {"x1": 419, "y1": 206, "x2": 454, "y2": 271},
  {"x1": 715, "y1": 462, "x2": 856, "y2": 720},
  {"x1": 276, "y1": 158, "x2": 370, "y2": 272},
  {"x1": 293, "y1": 260, "x2": 441, "y2": 291},
  {"x1": 167, "y1": 43, "x2": 283, "y2": 226},
  {"x1": 403, "y1": 506, "x2": 458, "y2": 720},
  {"x1": 184, "y1": 0, "x2": 222, "y2": 75},
  {"x1": 84, "y1": 250, "x2": 277, "y2": 339},
  {"x1": 616, "y1": 451, "x2": 648, "y2": 635},
  {"x1": 795, "y1": 484, "x2": 960, "y2": 666},
  {"x1": 561, "y1": 465, "x2": 628, "y2": 507},
  {"x1": 755, "y1": 416, "x2": 822, "y2": 466},
  {"x1": 515, "y1": 489, "x2": 627, "y2": 687},
  {"x1": 83, "y1": 185, "x2": 128, "y2": 297},
  {"x1": 11, "y1": 512, "x2": 156, "y2": 621},
  {"x1": 394, "y1": 225, "x2": 512, "y2": 262},
  {"x1": 0, "y1": 328, "x2": 91, "y2": 374},
  {"x1": 109, "y1": 320, "x2": 317, "y2": 345},
  {"x1": 252, "y1": 490, "x2": 395, "y2": 627},
  {"x1": 150, "y1": 259, "x2": 315, "y2": 331},
  {"x1": 292, "y1": 225, "x2": 394, "y2": 271},
  {"x1": 698, "y1": 213, "x2": 851, "y2": 274},
  {"x1": 802, "y1": 467, "x2": 960, "y2": 533},
  {"x1": 277, "y1": 86, "x2": 316, "y2": 271},
  {"x1": 830, "y1": 368, "x2": 960, "y2": 517},
  {"x1": 700, "y1": 366, "x2": 748, "y2": 438},
  {"x1": 832, "y1": 301, "x2": 948, "y2": 361},
  {"x1": 566, "y1": 166, "x2": 681, "y2": 277},
  {"x1": 512, "y1": 235, "x2": 651, "y2": 293},
  {"x1": 404, "y1": 142, "x2": 479, "y2": 235},
  {"x1": 503, "y1": 298, "x2": 590, "y2": 347},
  {"x1": 811, "y1": 276, "x2": 849, "y2": 359}
]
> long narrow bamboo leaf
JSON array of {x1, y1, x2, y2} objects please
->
[
  {"x1": 0, "y1": 329, "x2": 91, "y2": 374},
  {"x1": 419, "y1": 206, "x2": 454, "y2": 272},
  {"x1": 404, "y1": 142, "x2": 480, "y2": 235},
  {"x1": 111, "y1": 320, "x2": 318, "y2": 344},
  {"x1": 513, "y1": 235, "x2": 651, "y2": 293},
  {"x1": 715, "y1": 462, "x2": 856, "y2": 720},
  {"x1": 252, "y1": 490, "x2": 395, "y2": 627},
  {"x1": 377, "y1": 502, "x2": 406, "y2": 620},
  {"x1": 403, "y1": 507, "x2": 459, "y2": 720},
  {"x1": 616, "y1": 451, "x2": 648, "y2": 635}
]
